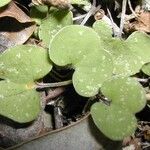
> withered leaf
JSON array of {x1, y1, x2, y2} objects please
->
[
  {"x1": 132, "y1": 11, "x2": 150, "y2": 33},
  {"x1": 32, "y1": 0, "x2": 70, "y2": 9},
  {"x1": 0, "y1": 1, "x2": 36, "y2": 45},
  {"x1": 0, "y1": 33, "x2": 14, "y2": 53}
]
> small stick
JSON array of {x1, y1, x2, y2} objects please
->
[
  {"x1": 118, "y1": 0, "x2": 127, "y2": 38},
  {"x1": 80, "y1": 6, "x2": 96, "y2": 25},
  {"x1": 45, "y1": 87, "x2": 66, "y2": 103},
  {"x1": 134, "y1": 77, "x2": 149, "y2": 83},
  {"x1": 128, "y1": 0, "x2": 137, "y2": 17},
  {"x1": 107, "y1": 8, "x2": 120, "y2": 36},
  {"x1": 73, "y1": 14, "x2": 87, "y2": 21},
  {"x1": 146, "y1": 93, "x2": 150, "y2": 101},
  {"x1": 54, "y1": 106, "x2": 64, "y2": 129},
  {"x1": 80, "y1": 0, "x2": 100, "y2": 25}
]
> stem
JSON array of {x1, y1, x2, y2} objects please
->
[
  {"x1": 118, "y1": 0, "x2": 127, "y2": 38},
  {"x1": 82, "y1": 97, "x2": 96, "y2": 114},
  {"x1": 36, "y1": 80, "x2": 72, "y2": 89}
]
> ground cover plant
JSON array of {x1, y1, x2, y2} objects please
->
[{"x1": 0, "y1": 0, "x2": 150, "y2": 149}]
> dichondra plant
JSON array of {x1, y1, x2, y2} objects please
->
[
  {"x1": 0, "y1": 12, "x2": 150, "y2": 141},
  {"x1": 0, "y1": 45, "x2": 52, "y2": 122},
  {"x1": 49, "y1": 22, "x2": 150, "y2": 140}
]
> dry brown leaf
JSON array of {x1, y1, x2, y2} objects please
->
[
  {"x1": 32, "y1": 0, "x2": 70, "y2": 9},
  {"x1": 0, "y1": 1, "x2": 33, "y2": 23},
  {"x1": 0, "y1": 1, "x2": 36, "y2": 45},
  {"x1": 131, "y1": 11, "x2": 150, "y2": 33},
  {"x1": 0, "y1": 33, "x2": 15, "y2": 53}
]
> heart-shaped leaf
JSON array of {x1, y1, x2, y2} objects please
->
[
  {"x1": 0, "y1": 80, "x2": 40, "y2": 123},
  {"x1": 0, "y1": 45, "x2": 52, "y2": 83},
  {"x1": 142, "y1": 63, "x2": 150, "y2": 76},
  {"x1": 73, "y1": 50, "x2": 113, "y2": 97},
  {"x1": 30, "y1": 5, "x2": 48, "y2": 25},
  {"x1": 0, "y1": 0, "x2": 11, "y2": 7},
  {"x1": 49, "y1": 25, "x2": 113, "y2": 97},
  {"x1": 39, "y1": 8, "x2": 73, "y2": 47},
  {"x1": 126, "y1": 31, "x2": 150, "y2": 65},
  {"x1": 93, "y1": 20, "x2": 113, "y2": 41},
  {"x1": 91, "y1": 102, "x2": 137, "y2": 140},
  {"x1": 103, "y1": 38, "x2": 143, "y2": 76},
  {"x1": 0, "y1": 45, "x2": 52, "y2": 123},
  {"x1": 93, "y1": 22, "x2": 150, "y2": 76},
  {"x1": 101, "y1": 77, "x2": 146, "y2": 113}
]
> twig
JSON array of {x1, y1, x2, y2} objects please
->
[
  {"x1": 118, "y1": 0, "x2": 127, "y2": 38},
  {"x1": 106, "y1": 8, "x2": 120, "y2": 36},
  {"x1": 146, "y1": 93, "x2": 150, "y2": 101},
  {"x1": 128, "y1": 0, "x2": 137, "y2": 17},
  {"x1": 134, "y1": 77, "x2": 149, "y2": 83},
  {"x1": 80, "y1": 6, "x2": 96, "y2": 25},
  {"x1": 73, "y1": 14, "x2": 87, "y2": 21},
  {"x1": 92, "y1": 0, "x2": 96, "y2": 7},
  {"x1": 80, "y1": 0, "x2": 100, "y2": 25},
  {"x1": 36, "y1": 80, "x2": 72, "y2": 89},
  {"x1": 54, "y1": 106, "x2": 64, "y2": 129},
  {"x1": 45, "y1": 87, "x2": 66, "y2": 103}
]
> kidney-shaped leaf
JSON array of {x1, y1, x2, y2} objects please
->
[
  {"x1": 142, "y1": 63, "x2": 150, "y2": 76},
  {"x1": 126, "y1": 31, "x2": 150, "y2": 65},
  {"x1": 0, "y1": 45, "x2": 52, "y2": 83},
  {"x1": 0, "y1": 0, "x2": 11, "y2": 7},
  {"x1": 30, "y1": 5, "x2": 48, "y2": 25},
  {"x1": 93, "y1": 21, "x2": 150, "y2": 76},
  {"x1": 50, "y1": 25, "x2": 113, "y2": 97},
  {"x1": 73, "y1": 49, "x2": 113, "y2": 97},
  {"x1": 91, "y1": 102, "x2": 137, "y2": 140},
  {"x1": 39, "y1": 9, "x2": 73, "y2": 48},
  {"x1": 104, "y1": 38, "x2": 143, "y2": 76},
  {"x1": 0, "y1": 80, "x2": 40, "y2": 123},
  {"x1": 101, "y1": 77, "x2": 146, "y2": 113},
  {"x1": 93, "y1": 20, "x2": 113, "y2": 41},
  {"x1": 0, "y1": 45, "x2": 52, "y2": 123}
]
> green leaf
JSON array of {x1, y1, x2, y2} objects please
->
[
  {"x1": 39, "y1": 9, "x2": 73, "y2": 48},
  {"x1": 71, "y1": 0, "x2": 90, "y2": 5},
  {"x1": 0, "y1": 80, "x2": 40, "y2": 123},
  {"x1": 91, "y1": 102, "x2": 137, "y2": 140},
  {"x1": 126, "y1": 31, "x2": 150, "y2": 65},
  {"x1": 101, "y1": 77, "x2": 146, "y2": 113},
  {"x1": 0, "y1": 45, "x2": 52, "y2": 123},
  {"x1": 30, "y1": 5, "x2": 48, "y2": 25},
  {"x1": 73, "y1": 50, "x2": 113, "y2": 97},
  {"x1": 93, "y1": 20, "x2": 113, "y2": 40},
  {"x1": 50, "y1": 25, "x2": 113, "y2": 97},
  {"x1": 105, "y1": 38, "x2": 143, "y2": 76},
  {"x1": 50, "y1": 25, "x2": 102, "y2": 66},
  {"x1": 0, "y1": 45, "x2": 52, "y2": 83},
  {"x1": 93, "y1": 22, "x2": 146, "y2": 76},
  {"x1": 142, "y1": 63, "x2": 150, "y2": 76},
  {"x1": 0, "y1": 0, "x2": 11, "y2": 7}
]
